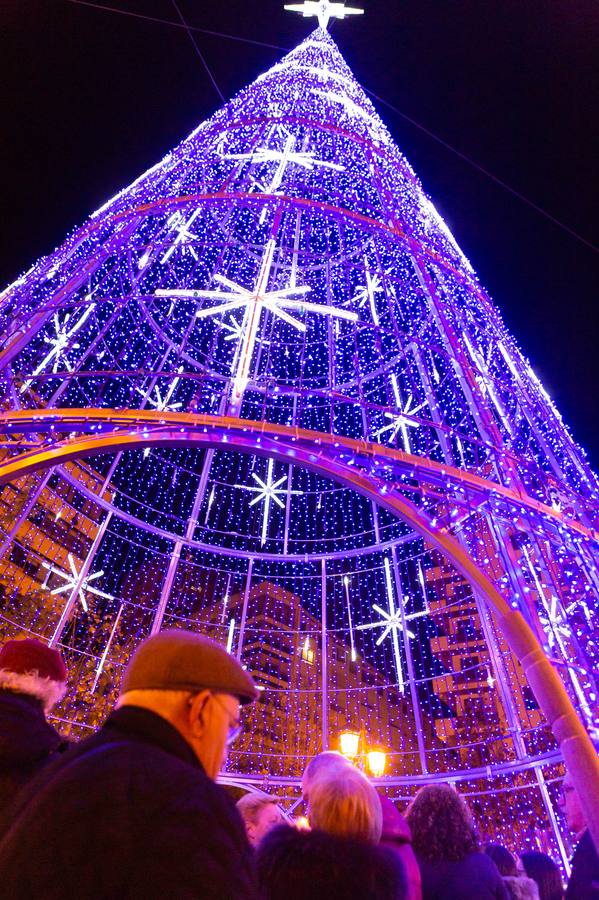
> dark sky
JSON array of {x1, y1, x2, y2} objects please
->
[{"x1": 2, "y1": 0, "x2": 598, "y2": 465}]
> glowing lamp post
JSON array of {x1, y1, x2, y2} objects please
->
[
  {"x1": 339, "y1": 730, "x2": 360, "y2": 759},
  {"x1": 366, "y1": 750, "x2": 387, "y2": 778},
  {"x1": 339, "y1": 730, "x2": 386, "y2": 776}
]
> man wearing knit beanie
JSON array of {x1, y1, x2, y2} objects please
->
[
  {"x1": 0, "y1": 638, "x2": 69, "y2": 811},
  {"x1": 0, "y1": 629, "x2": 259, "y2": 899}
]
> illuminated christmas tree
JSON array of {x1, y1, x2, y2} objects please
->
[{"x1": 0, "y1": 4, "x2": 597, "y2": 866}]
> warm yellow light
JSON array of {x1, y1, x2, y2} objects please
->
[
  {"x1": 339, "y1": 731, "x2": 360, "y2": 758},
  {"x1": 367, "y1": 750, "x2": 386, "y2": 777},
  {"x1": 301, "y1": 636, "x2": 315, "y2": 665}
]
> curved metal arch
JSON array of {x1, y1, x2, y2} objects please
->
[
  {"x1": 1, "y1": 408, "x2": 598, "y2": 841},
  {"x1": 58, "y1": 465, "x2": 418, "y2": 562},
  {"x1": 0, "y1": 410, "x2": 588, "y2": 622},
  {"x1": 0, "y1": 422, "x2": 512, "y2": 617},
  {"x1": 1, "y1": 408, "x2": 596, "y2": 545},
  {"x1": 219, "y1": 749, "x2": 564, "y2": 791}
]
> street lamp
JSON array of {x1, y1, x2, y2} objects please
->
[
  {"x1": 366, "y1": 750, "x2": 387, "y2": 778},
  {"x1": 339, "y1": 730, "x2": 387, "y2": 776},
  {"x1": 339, "y1": 730, "x2": 360, "y2": 759}
]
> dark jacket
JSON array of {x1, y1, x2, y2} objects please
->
[
  {"x1": 380, "y1": 796, "x2": 422, "y2": 900},
  {"x1": 256, "y1": 823, "x2": 406, "y2": 899},
  {"x1": 566, "y1": 829, "x2": 599, "y2": 899},
  {"x1": 0, "y1": 705, "x2": 257, "y2": 899},
  {"x1": 0, "y1": 690, "x2": 65, "y2": 812},
  {"x1": 417, "y1": 849, "x2": 509, "y2": 900}
]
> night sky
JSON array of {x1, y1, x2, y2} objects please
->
[{"x1": 2, "y1": 0, "x2": 598, "y2": 465}]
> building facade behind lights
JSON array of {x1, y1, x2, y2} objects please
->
[{"x1": 210, "y1": 580, "x2": 433, "y2": 778}]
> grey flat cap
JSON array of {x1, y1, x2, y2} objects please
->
[{"x1": 121, "y1": 630, "x2": 258, "y2": 704}]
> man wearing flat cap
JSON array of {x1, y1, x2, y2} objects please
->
[{"x1": 0, "y1": 630, "x2": 259, "y2": 899}]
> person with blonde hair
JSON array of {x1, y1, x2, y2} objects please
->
[
  {"x1": 257, "y1": 756, "x2": 406, "y2": 898},
  {"x1": 307, "y1": 762, "x2": 383, "y2": 843},
  {"x1": 236, "y1": 792, "x2": 284, "y2": 847},
  {"x1": 301, "y1": 749, "x2": 351, "y2": 800},
  {"x1": 302, "y1": 752, "x2": 421, "y2": 898}
]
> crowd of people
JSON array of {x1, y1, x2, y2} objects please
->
[{"x1": 0, "y1": 632, "x2": 597, "y2": 898}]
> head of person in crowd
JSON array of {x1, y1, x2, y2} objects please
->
[
  {"x1": 301, "y1": 750, "x2": 352, "y2": 800},
  {"x1": 406, "y1": 783, "x2": 477, "y2": 862},
  {"x1": 519, "y1": 851, "x2": 563, "y2": 900},
  {"x1": 118, "y1": 630, "x2": 257, "y2": 779},
  {"x1": 485, "y1": 844, "x2": 518, "y2": 877},
  {"x1": 485, "y1": 845, "x2": 540, "y2": 900},
  {"x1": 558, "y1": 772, "x2": 586, "y2": 838},
  {"x1": 0, "y1": 638, "x2": 67, "y2": 713},
  {"x1": 306, "y1": 763, "x2": 382, "y2": 844},
  {"x1": 236, "y1": 793, "x2": 285, "y2": 847},
  {"x1": 0, "y1": 638, "x2": 69, "y2": 811},
  {"x1": 0, "y1": 630, "x2": 259, "y2": 900},
  {"x1": 256, "y1": 824, "x2": 407, "y2": 900}
]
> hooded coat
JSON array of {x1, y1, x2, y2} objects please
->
[
  {"x1": 379, "y1": 796, "x2": 422, "y2": 900},
  {"x1": 0, "y1": 690, "x2": 65, "y2": 812},
  {"x1": 503, "y1": 875, "x2": 541, "y2": 900},
  {"x1": 0, "y1": 705, "x2": 257, "y2": 899}
]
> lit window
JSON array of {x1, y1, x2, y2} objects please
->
[{"x1": 301, "y1": 636, "x2": 315, "y2": 665}]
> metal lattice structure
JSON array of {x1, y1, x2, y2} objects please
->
[{"x1": 0, "y1": 25, "x2": 598, "y2": 865}]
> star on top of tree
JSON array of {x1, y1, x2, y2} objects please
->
[{"x1": 284, "y1": 0, "x2": 364, "y2": 31}]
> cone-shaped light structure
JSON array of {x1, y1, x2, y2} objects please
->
[{"x1": 1, "y1": 28, "x2": 598, "y2": 862}]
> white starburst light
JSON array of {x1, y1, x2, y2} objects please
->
[
  {"x1": 284, "y1": 0, "x2": 364, "y2": 30},
  {"x1": 486, "y1": 668, "x2": 497, "y2": 689},
  {"x1": 135, "y1": 366, "x2": 184, "y2": 456},
  {"x1": 538, "y1": 593, "x2": 573, "y2": 650},
  {"x1": 42, "y1": 554, "x2": 114, "y2": 613},
  {"x1": 356, "y1": 558, "x2": 428, "y2": 693},
  {"x1": 374, "y1": 374, "x2": 427, "y2": 453},
  {"x1": 522, "y1": 546, "x2": 594, "y2": 724},
  {"x1": 160, "y1": 208, "x2": 202, "y2": 264},
  {"x1": 136, "y1": 366, "x2": 184, "y2": 413},
  {"x1": 225, "y1": 131, "x2": 344, "y2": 222},
  {"x1": 352, "y1": 258, "x2": 383, "y2": 325},
  {"x1": 236, "y1": 458, "x2": 302, "y2": 546},
  {"x1": 156, "y1": 239, "x2": 357, "y2": 410},
  {"x1": 20, "y1": 304, "x2": 95, "y2": 393},
  {"x1": 220, "y1": 315, "x2": 244, "y2": 343},
  {"x1": 225, "y1": 132, "x2": 344, "y2": 196},
  {"x1": 463, "y1": 333, "x2": 513, "y2": 436}
]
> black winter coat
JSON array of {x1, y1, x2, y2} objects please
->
[
  {"x1": 416, "y1": 850, "x2": 509, "y2": 900},
  {"x1": 0, "y1": 705, "x2": 257, "y2": 899},
  {"x1": 256, "y1": 823, "x2": 406, "y2": 899},
  {"x1": 0, "y1": 690, "x2": 65, "y2": 812}
]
